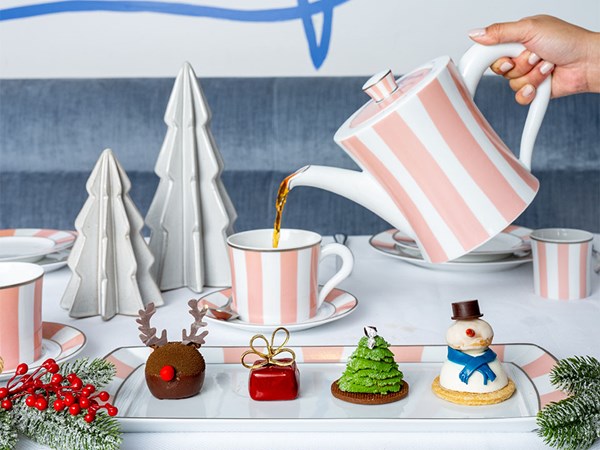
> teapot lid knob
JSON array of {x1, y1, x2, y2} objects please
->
[{"x1": 362, "y1": 69, "x2": 398, "y2": 102}]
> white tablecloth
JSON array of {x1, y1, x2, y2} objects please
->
[{"x1": 16, "y1": 235, "x2": 600, "y2": 450}]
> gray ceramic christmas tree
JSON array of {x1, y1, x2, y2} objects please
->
[
  {"x1": 61, "y1": 149, "x2": 163, "y2": 320},
  {"x1": 146, "y1": 62, "x2": 237, "y2": 293}
]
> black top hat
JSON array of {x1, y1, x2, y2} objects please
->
[{"x1": 451, "y1": 300, "x2": 483, "y2": 320}]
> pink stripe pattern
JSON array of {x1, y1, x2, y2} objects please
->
[
  {"x1": 228, "y1": 244, "x2": 321, "y2": 324},
  {"x1": 337, "y1": 59, "x2": 539, "y2": 263},
  {"x1": 532, "y1": 240, "x2": 592, "y2": 300}
]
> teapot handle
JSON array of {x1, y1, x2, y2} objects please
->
[{"x1": 457, "y1": 43, "x2": 551, "y2": 170}]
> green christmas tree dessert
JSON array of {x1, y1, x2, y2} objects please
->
[{"x1": 331, "y1": 327, "x2": 409, "y2": 405}]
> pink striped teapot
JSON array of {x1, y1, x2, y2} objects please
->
[{"x1": 289, "y1": 44, "x2": 551, "y2": 263}]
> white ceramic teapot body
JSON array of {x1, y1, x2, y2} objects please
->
[{"x1": 290, "y1": 44, "x2": 551, "y2": 263}]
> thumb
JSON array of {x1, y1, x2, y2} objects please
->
[{"x1": 469, "y1": 19, "x2": 534, "y2": 45}]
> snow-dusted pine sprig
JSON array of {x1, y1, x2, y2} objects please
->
[
  {"x1": 537, "y1": 356, "x2": 600, "y2": 450},
  {"x1": 550, "y1": 356, "x2": 600, "y2": 396},
  {"x1": 2, "y1": 358, "x2": 121, "y2": 450},
  {"x1": 11, "y1": 404, "x2": 121, "y2": 450},
  {"x1": 52, "y1": 358, "x2": 116, "y2": 388},
  {"x1": 0, "y1": 409, "x2": 17, "y2": 450}
]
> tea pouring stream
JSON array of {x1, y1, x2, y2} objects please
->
[{"x1": 289, "y1": 43, "x2": 551, "y2": 263}]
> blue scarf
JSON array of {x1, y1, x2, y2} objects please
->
[{"x1": 447, "y1": 347, "x2": 497, "y2": 385}]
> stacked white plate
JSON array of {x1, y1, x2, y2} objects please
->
[{"x1": 0, "y1": 228, "x2": 76, "y2": 272}]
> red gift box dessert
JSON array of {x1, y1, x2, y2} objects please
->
[{"x1": 241, "y1": 327, "x2": 299, "y2": 401}]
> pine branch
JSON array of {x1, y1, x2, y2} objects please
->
[
  {"x1": 537, "y1": 355, "x2": 600, "y2": 450},
  {"x1": 11, "y1": 405, "x2": 121, "y2": 450},
  {"x1": 0, "y1": 410, "x2": 17, "y2": 450},
  {"x1": 11, "y1": 358, "x2": 121, "y2": 450},
  {"x1": 537, "y1": 413, "x2": 600, "y2": 450},
  {"x1": 42, "y1": 358, "x2": 116, "y2": 388},
  {"x1": 538, "y1": 389, "x2": 600, "y2": 429},
  {"x1": 550, "y1": 356, "x2": 600, "y2": 396}
]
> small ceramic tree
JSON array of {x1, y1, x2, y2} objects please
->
[
  {"x1": 146, "y1": 62, "x2": 237, "y2": 293},
  {"x1": 61, "y1": 149, "x2": 163, "y2": 320}
]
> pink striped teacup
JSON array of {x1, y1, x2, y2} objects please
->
[
  {"x1": 0, "y1": 262, "x2": 44, "y2": 370},
  {"x1": 226, "y1": 229, "x2": 354, "y2": 324},
  {"x1": 530, "y1": 229, "x2": 594, "y2": 300}
]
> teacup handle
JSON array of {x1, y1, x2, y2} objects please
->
[
  {"x1": 317, "y1": 243, "x2": 354, "y2": 308},
  {"x1": 458, "y1": 43, "x2": 551, "y2": 170}
]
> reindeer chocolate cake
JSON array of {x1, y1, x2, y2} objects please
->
[{"x1": 137, "y1": 300, "x2": 209, "y2": 399}]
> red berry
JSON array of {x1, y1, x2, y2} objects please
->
[
  {"x1": 66, "y1": 373, "x2": 77, "y2": 382},
  {"x1": 107, "y1": 406, "x2": 118, "y2": 417},
  {"x1": 1, "y1": 399, "x2": 12, "y2": 410},
  {"x1": 53, "y1": 399, "x2": 65, "y2": 411},
  {"x1": 69, "y1": 404, "x2": 81, "y2": 415},
  {"x1": 48, "y1": 363, "x2": 60, "y2": 374},
  {"x1": 159, "y1": 365, "x2": 175, "y2": 381},
  {"x1": 465, "y1": 328, "x2": 476, "y2": 338},
  {"x1": 70, "y1": 379, "x2": 82, "y2": 390},
  {"x1": 51, "y1": 374, "x2": 63, "y2": 384},
  {"x1": 35, "y1": 398, "x2": 48, "y2": 410},
  {"x1": 25, "y1": 395, "x2": 37, "y2": 407},
  {"x1": 79, "y1": 397, "x2": 90, "y2": 409},
  {"x1": 34, "y1": 379, "x2": 43, "y2": 388},
  {"x1": 0, "y1": 388, "x2": 8, "y2": 399},
  {"x1": 15, "y1": 363, "x2": 28, "y2": 375},
  {"x1": 84, "y1": 413, "x2": 95, "y2": 423},
  {"x1": 97, "y1": 391, "x2": 110, "y2": 402},
  {"x1": 84, "y1": 384, "x2": 95, "y2": 393},
  {"x1": 42, "y1": 359, "x2": 54, "y2": 369},
  {"x1": 63, "y1": 393, "x2": 75, "y2": 406}
]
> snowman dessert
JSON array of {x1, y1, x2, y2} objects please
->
[{"x1": 432, "y1": 300, "x2": 515, "y2": 405}]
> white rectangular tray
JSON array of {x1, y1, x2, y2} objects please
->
[{"x1": 103, "y1": 343, "x2": 564, "y2": 433}]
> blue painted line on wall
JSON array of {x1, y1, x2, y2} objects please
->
[{"x1": 0, "y1": 0, "x2": 350, "y2": 69}]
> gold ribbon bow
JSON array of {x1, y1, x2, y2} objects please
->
[{"x1": 241, "y1": 327, "x2": 296, "y2": 369}]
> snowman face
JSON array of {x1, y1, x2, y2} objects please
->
[{"x1": 446, "y1": 319, "x2": 494, "y2": 351}]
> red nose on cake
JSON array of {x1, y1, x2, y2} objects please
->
[{"x1": 465, "y1": 328, "x2": 475, "y2": 337}]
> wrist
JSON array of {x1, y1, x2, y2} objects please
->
[{"x1": 585, "y1": 31, "x2": 600, "y2": 93}]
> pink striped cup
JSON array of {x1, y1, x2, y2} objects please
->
[
  {"x1": 226, "y1": 229, "x2": 354, "y2": 324},
  {"x1": 530, "y1": 229, "x2": 594, "y2": 300},
  {"x1": 0, "y1": 262, "x2": 44, "y2": 370}
]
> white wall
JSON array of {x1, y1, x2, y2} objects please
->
[{"x1": 1, "y1": 0, "x2": 598, "y2": 78}]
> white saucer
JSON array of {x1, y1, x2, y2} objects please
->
[
  {"x1": 37, "y1": 248, "x2": 71, "y2": 273},
  {"x1": 393, "y1": 230, "x2": 529, "y2": 263},
  {"x1": 198, "y1": 287, "x2": 358, "y2": 333},
  {"x1": 0, "y1": 229, "x2": 76, "y2": 263},
  {"x1": 370, "y1": 226, "x2": 533, "y2": 272},
  {"x1": 0, "y1": 322, "x2": 86, "y2": 381}
]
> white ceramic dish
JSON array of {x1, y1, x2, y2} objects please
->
[
  {"x1": 370, "y1": 226, "x2": 533, "y2": 272},
  {"x1": 0, "y1": 322, "x2": 86, "y2": 381},
  {"x1": 0, "y1": 229, "x2": 76, "y2": 263},
  {"x1": 393, "y1": 231, "x2": 528, "y2": 263},
  {"x1": 103, "y1": 343, "x2": 562, "y2": 433},
  {"x1": 198, "y1": 287, "x2": 358, "y2": 333},
  {"x1": 37, "y1": 249, "x2": 71, "y2": 273}
]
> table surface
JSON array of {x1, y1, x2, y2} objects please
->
[{"x1": 16, "y1": 235, "x2": 600, "y2": 450}]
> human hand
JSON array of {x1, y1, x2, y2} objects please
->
[{"x1": 469, "y1": 15, "x2": 600, "y2": 105}]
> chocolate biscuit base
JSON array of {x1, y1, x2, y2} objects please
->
[
  {"x1": 431, "y1": 376, "x2": 515, "y2": 405},
  {"x1": 331, "y1": 379, "x2": 409, "y2": 405}
]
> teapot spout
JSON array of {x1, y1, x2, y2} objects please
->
[{"x1": 288, "y1": 165, "x2": 413, "y2": 235}]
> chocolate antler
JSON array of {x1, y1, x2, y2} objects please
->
[
  {"x1": 136, "y1": 303, "x2": 168, "y2": 348},
  {"x1": 182, "y1": 300, "x2": 209, "y2": 347}
]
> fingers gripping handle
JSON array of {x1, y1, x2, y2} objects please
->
[
  {"x1": 458, "y1": 43, "x2": 551, "y2": 170},
  {"x1": 317, "y1": 243, "x2": 354, "y2": 308}
]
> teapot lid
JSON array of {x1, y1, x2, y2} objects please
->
[{"x1": 334, "y1": 56, "x2": 449, "y2": 142}]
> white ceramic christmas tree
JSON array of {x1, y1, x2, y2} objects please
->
[
  {"x1": 61, "y1": 149, "x2": 163, "y2": 320},
  {"x1": 146, "y1": 62, "x2": 237, "y2": 292}
]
